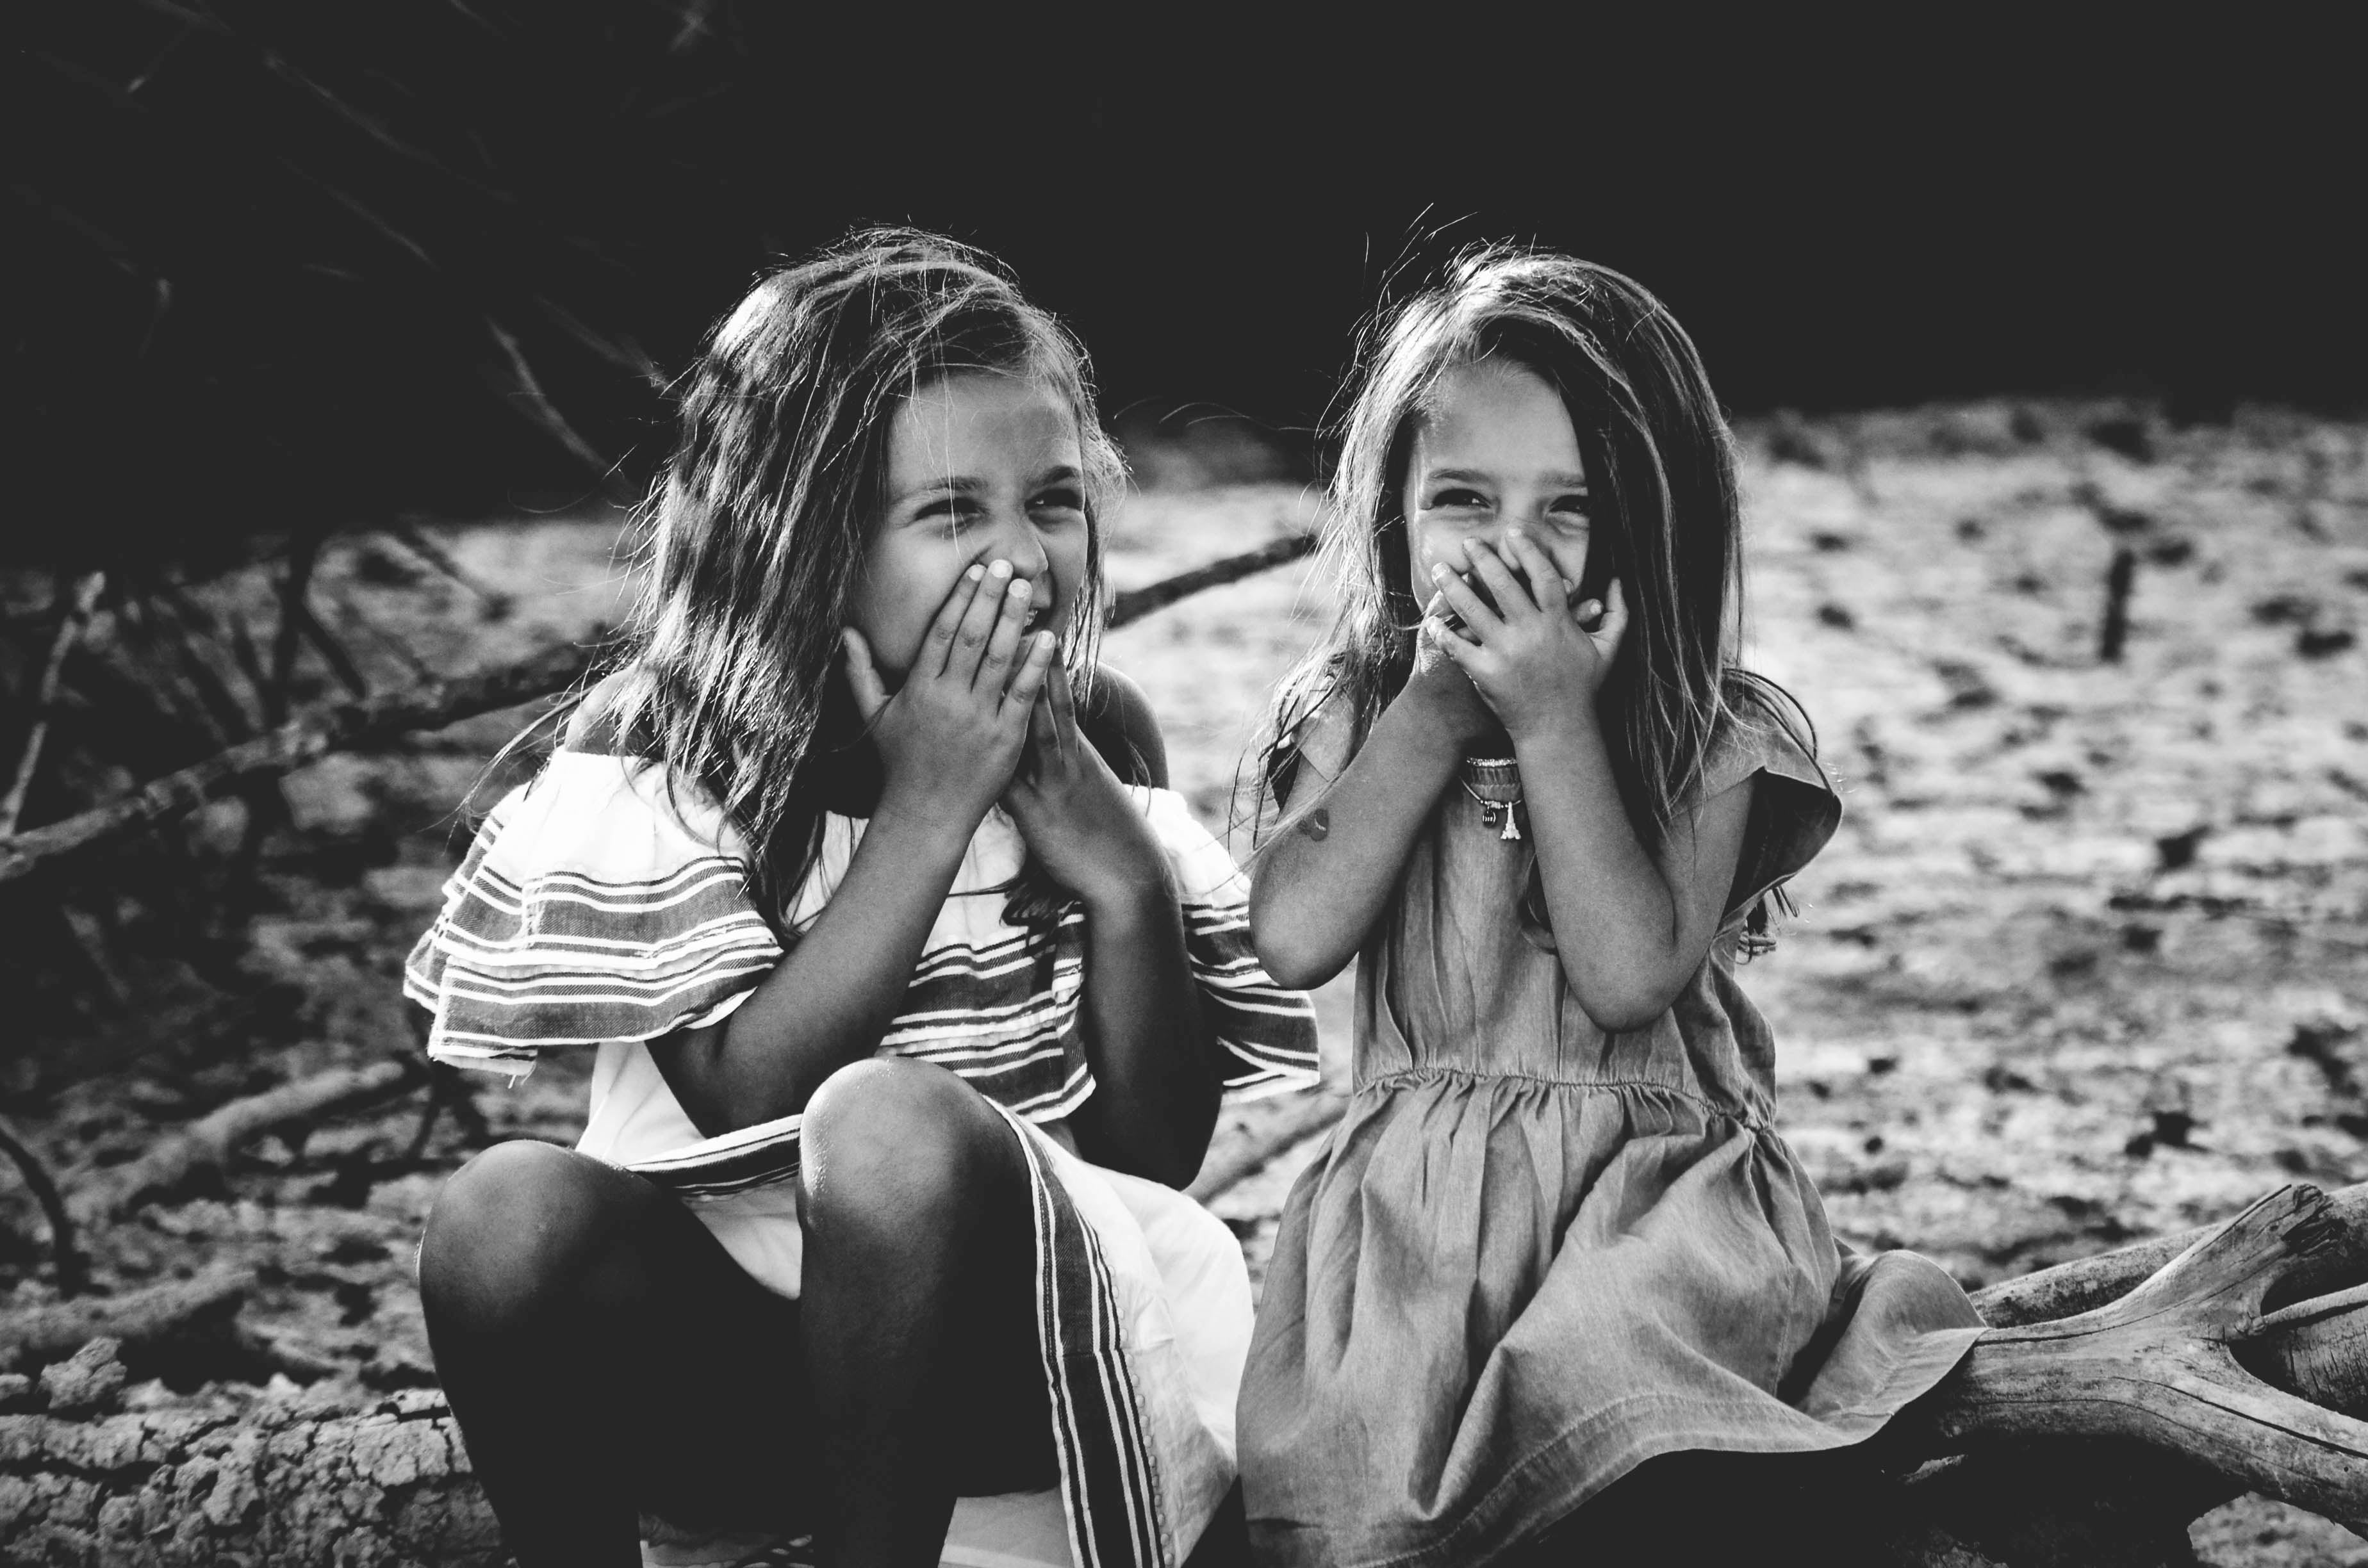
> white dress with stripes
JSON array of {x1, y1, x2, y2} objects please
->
[{"x1": 406, "y1": 749, "x2": 1320, "y2": 1567}]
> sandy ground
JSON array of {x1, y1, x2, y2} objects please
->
[{"x1": 4, "y1": 401, "x2": 2365, "y2": 1560}]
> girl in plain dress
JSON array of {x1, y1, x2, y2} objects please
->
[{"x1": 1236, "y1": 249, "x2": 1985, "y2": 1566}]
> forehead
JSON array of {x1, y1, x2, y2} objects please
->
[
  {"x1": 1411, "y1": 358, "x2": 1583, "y2": 472},
  {"x1": 887, "y1": 372, "x2": 1080, "y2": 477}
]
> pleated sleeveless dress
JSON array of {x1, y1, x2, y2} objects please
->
[{"x1": 1238, "y1": 705, "x2": 1986, "y2": 1568}]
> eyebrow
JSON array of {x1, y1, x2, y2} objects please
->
[
  {"x1": 894, "y1": 463, "x2": 1085, "y2": 510},
  {"x1": 894, "y1": 475, "x2": 984, "y2": 507},
  {"x1": 1420, "y1": 467, "x2": 1590, "y2": 489}
]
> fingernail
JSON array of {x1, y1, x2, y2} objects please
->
[
  {"x1": 966, "y1": 564, "x2": 985, "y2": 581},
  {"x1": 1429, "y1": 562, "x2": 1447, "y2": 579},
  {"x1": 1008, "y1": 576, "x2": 1032, "y2": 600},
  {"x1": 988, "y1": 559, "x2": 1012, "y2": 580}
]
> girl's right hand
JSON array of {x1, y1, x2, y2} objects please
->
[
  {"x1": 843, "y1": 561, "x2": 1058, "y2": 829},
  {"x1": 1401, "y1": 589, "x2": 1499, "y2": 748}
]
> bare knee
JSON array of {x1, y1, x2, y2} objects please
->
[
  {"x1": 418, "y1": 1140, "x2": 631, "y2": 1336},
  {"x1": 798, "y1": 1059, "x2": 1008, "y2": 1244}
]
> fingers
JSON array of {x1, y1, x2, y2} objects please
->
[
  {"x1": 1045, "y1": 657, "x2": 1079, "y2": 739},
  {"x1": 841, "y1": 628, "x2": 888, "y2": 723},
  {"x1": 973, "y1": 569, "x2": 1034, "y2": 692},
  {"x1": 924, "y1": 563, "x2": 988, "y2": 678},
  {"x1": 1427, "y1": 560, "x2": 1499, "y2": 635},
  {"x1": 1021, "y1": 657, "x2": 1078, "y2": 765},
  {"x1": 1497, "y1": 531, "x2": 1563, "y2": 613},
  {"x1": 944, "y1": 558, "x2": 1015, "y2": 683},
  {"x1": 1002, "y1": 630, "x2": 1058, "y2": 721},
  {"x1": 1591, "y1": 577, "x2": 1631, "y2": 653},
  {"x1": 1421, "y1": 610, "x2": 1481, "y2": 660},
  {"x1": 1025, "y1": 671, "x2": 1062, "y2": 762},
  {"x1": 1461, "y1": 536, "x2": 1540, "y2": 616}
]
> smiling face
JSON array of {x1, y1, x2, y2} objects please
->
[
  {"x1": 1402, "y1": 357, "x2": 1592, "y2": 605},
  {"x1": 850, "y1": 370, "x2": 1090, "y2": 683}
]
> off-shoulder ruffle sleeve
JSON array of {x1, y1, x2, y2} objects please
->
[
  {"x1": 1133, "y1": 787, "x2": 1322, "y2": 1100},
  {"x1": 1695, "y1": 695, "x2": 1842, "y2": 926},
  {"x1": 403, "y1": 751, "x2": 784, "y2": 1081}
]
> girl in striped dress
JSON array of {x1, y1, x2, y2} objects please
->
[{"x1": 407, "y1": 230, "x2": 1318, "y2": 1568}]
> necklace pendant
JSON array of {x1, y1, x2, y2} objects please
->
[{"x1": 1460, "y1": 756, "x2": 1524, "y2": 846}]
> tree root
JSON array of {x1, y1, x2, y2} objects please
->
[
  {"x1": 68, "y1": 1058, "x2": 426, "y2": 1227},
  {"x1": 0, "y1": 1269, "x2": 251, "y2": 1376}
]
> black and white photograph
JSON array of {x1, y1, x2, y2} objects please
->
[{"x1": 3, "y1": 8, "x2": 2364, "y2": 1565}]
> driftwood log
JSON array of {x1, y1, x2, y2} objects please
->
[{"x1": 7, "y1": 1168, "x2": 2368, "y2": 1565}]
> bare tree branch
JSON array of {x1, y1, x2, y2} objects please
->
[
  {"x1": 0, "y1": 570, "x2": 108, "y2": 837},
  {"x1": 0, "y1": 1115, "x2": 87, "y2": 1297},
  {"x1": 1108, "y1": 533, "x2": 1317, "y2": 626},
  {"x1": 0, "y1": 637, "x2": 598, "y2": 885},
  {"x1": 0, "y1": 530, "x2": 1320, "y2": 887}
]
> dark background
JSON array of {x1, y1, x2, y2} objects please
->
[{"x1": 10, "y1": 4, "x2": 2360, "y2": 558}]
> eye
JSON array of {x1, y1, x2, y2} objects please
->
[
  {"x1": 1030, "y1": 486, "x2": 1086, "y2": 516},
  {"x1": 1428, "y1": 487, "x2": 1488, "y2": 510},
  {"x1": 1545, "y1": 492, "x2": 1591, "y2": 521},
  {"x1": 915, "y1": 496, "x2": 983, "y2": 532}
]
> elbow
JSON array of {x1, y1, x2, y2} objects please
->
[
  {"x1": 1249, "y1": 889, "x2": 1350, "y2": 992},
  {"x1": 1571, "y1": 980, "x2": 1681, "y2": 1036},
  {"x1": 1250, "y1": 929, "x2": 1342, "y2": 993},
  {"x1": 1579, "y1": 1002, "x2": 1665, "y2": 1036}
]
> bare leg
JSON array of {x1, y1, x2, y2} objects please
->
[
  {"x1": 418, "y1": 1140, "x2": 818, "y2": 1568},
  {"x1": 797, "y1": 1058, "x2": 1056, "y2": 1568}
]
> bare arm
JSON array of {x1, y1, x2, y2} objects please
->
[
  {"x1": 650, "y1": 563, "x2": 1057, "y2": 1136},
  {"x1": 1515, "y1": 720, "x2": 1754, "y2": 1030},
  {"x1": 1248, "y1": 625, "x2": 1501, "y2": 991},
  {"x1": 1432, "y1": 530, "x2": 1752, "y2": 1031},
  {"x1": 1010, "y1": 666, "x2": 1221, "y2": 1188}
]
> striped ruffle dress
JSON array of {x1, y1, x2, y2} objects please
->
[{"x1": 404, "y1": 749, "x2": 1320, "y2": 1567}]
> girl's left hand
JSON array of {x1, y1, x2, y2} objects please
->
[
  {"x1": 1426, "y1": 530, "x2": 1629, "y2": 740},
  {"x1": 1003, "y1": 662, "x2": 1171, "y2": 908}
]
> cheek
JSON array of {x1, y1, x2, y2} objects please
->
[
  {"x1": 849, "y1": 543, "x2": 951, "y2": 676},
  {"x1": 1040, "y1": 530, "x2": 1090, "y2": 610},
  {"x1": 1408, "y1": 521, "x2": 1469, "y2": 582}
]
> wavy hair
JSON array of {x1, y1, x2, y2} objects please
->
[
  {"x1": 1256, "y1": 245, "x2": 1815, "y2": 941},
  {"x1": 592, "y1": 228, "x2": 1124, "y2": 917}
]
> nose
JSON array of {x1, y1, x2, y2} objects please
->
[{"x1": 985, "y1": 505, "x2": 1053, "y2": 581}]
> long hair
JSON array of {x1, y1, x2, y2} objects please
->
[
  {"x1": 1256, "y1": 245, "x2": 1815, "y2": 940},
  {"x1": 597, "y1": 228, "x2": 1124, "y2": 916}
]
